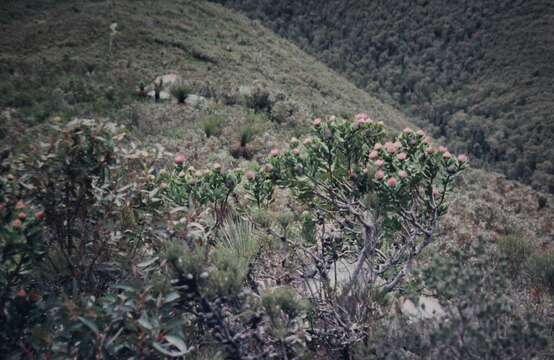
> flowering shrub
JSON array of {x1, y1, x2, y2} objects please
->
[
  {"x1": 8, "y1": 113, "x2": 549, "y2": 360},
  {"x1": 159, "y1": 159, "x2": 242, "y2": 225},
  {"x1": 257, "y1": 116, "x2": 467, "y2": 295},
  {"x1": 0, "y1": 177, "x2": 46, "y2": 353}
]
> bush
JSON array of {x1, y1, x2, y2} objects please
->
[
  {"x1": 497, "y1": 233, "x2": 534, "y2": 274},
  {"x1": 270, "y1": 100, "x2": 298, "y2": 124},
  {"x1": 526, "y1": 251, "x2": 554, "y2": 294},
  {"x1": 0, "y1": 113, "x2": 475, "y2": 358},
  {"x1": 170, "y1": 80, "x2": 192, "y2": 103},
  {"x1": 241, "y1": 83, "x2": 273, "y2": 112},
  {"x1": 202, "y1": 115, "x2": 225, "y2": 138},
  {"x1": 361, "y1": 243, "x2": 549, "y2": 359}
]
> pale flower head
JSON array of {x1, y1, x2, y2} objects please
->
[
  {"x1": 375, "y1": 170, "x2": 385, "y2": 180},
  {"x1": 368, "y1": 150, "x2": 379, "y2": 160},
  {"x1": 387, "y1": 177, "x2": 398, "y2": 187},
  {"x1": 397, "y1": 152, "x2": 407, "y2": 161},
  {"x1": 174, "y1": 153, "x2": 186, "y2": 165},
  {"x1": 245, "y1": 170, "x2": 256, "y2": 181},
  {"x1": 313, "y1": 118, "x2": 322, "y2": 127}
]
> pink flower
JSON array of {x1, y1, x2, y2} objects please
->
[
  {"x1": 245, "y1": 170, "x2": 256, "y2": 181},
  {"x1": 303, "y1": 137, "x2": 313, "y2": 146},
  {"x1": 368, "y1": 150, "x2": 379, "y2": 160},
  {"x1": 387, "y1": 177, "x2": 398, "y2": 187},
  {"x1": 174, "y1": 153, "x2": 186, "y2": 166},
  {"x1": 270, "y1": 148, "x2": 280, "y2": 157},
  {"x1": 402, "y1": 127, "x2": 413, "y2": 134},
  {"x1": 375, "y1": 170, "x2": 385, "y2": 180},
  {"x1": 355, "y1": 113, "x2": 371, "y2": 125},
  {"x1": 438, "y1": 146, "x2": 448, "y2": 154},
  {"x1": 11, "y1": 219, "x2": 22, "y2": 230},
  {"x1": 443, "y1": 151, "x2": 452, "y2": 160},
  {"x1": 425, "y1": 146, "x2": 435, "y2": 155},
  {"x1": 174, "y1": 154, "x2": 186, "y2": 165},
  {"x1": 313, "y1": 118, "x2": 322, "y2": 128},
  {"x1": 375, "y1": 159, "x2": 385, "y2": 168},
  {"x1": 373, "y1": 143, "x2": 383, "y2": 151},
  {"x1": 384, "y1": 142, "x2": 396, "y2": 154},
  {"x1": 263, "y1": 164, "x2": 273, "y2": 173},
  {"x1": 292, "y1": 148, "x2": 301, "y2": 156},
  {"x1": 457, "y1": 154, "x2": 468, "y2": 163},
  {"x1": 396, "y1": 152, "x2": 407, "y2": 161},
  {"x1": 416, "y1": 130, "x2": 425, "y2": 137},
  {"x1": 385, "y1": 141, "x2": 402, "y2": 155},
  {"x1": 399, "y1": 170, "x2": 408, "y2": 179}
]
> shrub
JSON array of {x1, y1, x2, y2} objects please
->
[
  {"x1": 241, "y1": 83, "x2": 273, "y2": 112},
  {"x1": 9, "y1": 119, "x2": 149, "y2": 295},
  {"x1": 526, "y1": 251, "x2": 554, "y2": 294},
  {"x1": 202, "y1": 115, "x2": 224, "y2": 138},
  {"x1": 270, "y1": 100, "x2": 298, "y2": 124},
  {"x1": 230, "y1": 125, "x2": 258, "y2": 159},
  {"x1": 170, "y1": 80, "x2": 192, "y2": 103},
  {"x1": 361, "y1": 243, "x2": 549, "y2": 359},
  {"x1": 266, "y1": 119, "x2": 466, "y2": 295},
  {"x1": 0, "y1": 180, "x2": 46, "y2": 353},
  {"x1": 497, "y1": 233, "x2": 534, "y2": 274},
  {"x1": 0, "y1": 113, "x2": 473, "y2": 358}
]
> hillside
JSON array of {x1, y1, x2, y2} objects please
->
[
  {"x1": 0, "y1": 0, "x2": 553, "y2": 358},
  {"x1": 1, "y1": 0, "x2": 551, "y2": 243},
  {"x1": 0, "y1": 0, "x2": 411, "y2": 144},
  {"x1": 214, "y1": 0, "x2": 554, "y2": 193}
]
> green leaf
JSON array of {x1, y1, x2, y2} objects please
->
[
  {"x1": 138, "y1": 313, "x2": 153, "y2": 330},
  {"x1": 79, "y1": 317, "x2": 99, "y2": 335},
  {"x1": 165, "y1": 335, "x2": 189, "y2": 353},
  {"x1": 164, "y1": 292, "x2": 181, "y2": 303},
  {"x1": 153, "y1": 339, "x2": 190, "y2": 357},
  {"x1": 137, "y1": 257, "x2": 159, "y2": 268}
]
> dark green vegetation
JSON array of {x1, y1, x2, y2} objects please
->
[
  {"x1": 1, "y1": 0, "x2": 553, "y2": 358},
  {"x1": 214, "y1": 0, "x2": 554, "y2": 192}
]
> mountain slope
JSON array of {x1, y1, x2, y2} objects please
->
[
  {"x1": 213, "y1": 0, "x2": 554, "y2": 193},
  {"x1": 0, "y1": 0, "x2": 411, "y2": 137},
  {"x1": 0, "y1": 0, "x2": 552, "y2": 248}
]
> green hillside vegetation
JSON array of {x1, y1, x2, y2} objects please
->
[
  {"x1": 0, "y1": 0, "x2": 553, "y2": 358},
  {"x1": 0, "y1": 0, "x2": 411, "y2": 143},
  {"x1": 214, "y1": 0, "x2": 554, "y2": 193}
]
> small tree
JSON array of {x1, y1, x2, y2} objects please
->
[{"x1": 263, "y1": 115, "x2": 467, "y2": 296}]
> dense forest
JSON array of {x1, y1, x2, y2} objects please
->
[{"x1": 214, "y1": 0, "x2": 554, "y2": 192}]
